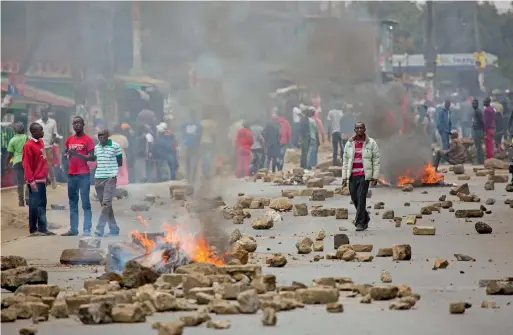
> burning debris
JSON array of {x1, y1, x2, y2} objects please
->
[{"x1": 378, "y1": 163, "x2": 446, "y2": 187}]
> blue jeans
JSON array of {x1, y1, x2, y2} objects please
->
[
  {"x1": 28, "y1": 182, "x2": 48, "y2": 233},
  {"x1": 440, "y1": 131, "x2": 450, "y2": 150},
  {"x1": 68, "y1": 174, "x2": 92, "y2": 234},
  {"x1": 307, "y1": 139, "x2": 318, "y2": 169}
]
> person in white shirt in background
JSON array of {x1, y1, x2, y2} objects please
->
[
  {"x1": 292, "y1": 104, "x2": 303, "y2": 147},
  {"x1": 36, "y1": 107, "x2": 58, "y2": 189},
  {"x1": 327, "y1": 101, "x2": 345, "y2": 166}
]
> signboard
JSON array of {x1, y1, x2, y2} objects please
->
[{"x1": 473, "y1": 51, "x2": 486, "y2": 70}]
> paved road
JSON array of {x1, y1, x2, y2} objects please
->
[{"x1": 2, "y1": 170, "x2": 512, "y2": 335}]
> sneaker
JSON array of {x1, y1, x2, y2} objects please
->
[
  {"x1": 61, "y1": 231, "x2": 78, "y2": 236},
  {"x1": 94, "y1": 231, "x2": 104, "y2": 237},
  {"x1": 82, "y1": 231, "x2": 91, "y2": 237},
  {"x1": 18, "y1": 201, "x2": 25, "y2": 207},
  {"x1": 40, "y1": 231, "x2": 56, "y2": 236},
  {"x1": 355, "y1": 224, "x2": 368, "y2": 232},
  {"x1": 107, "y1": 232, "x2": 120, "y2": 237},
  {"x1": 29, "y1": 232, "x2": 42, "y2": 237}
]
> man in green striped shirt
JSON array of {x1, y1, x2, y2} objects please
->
[{"x1": 93, "y1": 129, "x2": 122, "y2": 237}]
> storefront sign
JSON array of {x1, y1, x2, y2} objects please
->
[{"x1": 1, "y1": 60, "x2": 71, "y2": 77}]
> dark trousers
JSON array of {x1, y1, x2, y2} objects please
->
[
  {"x1": 13, "y1": 162, "x2": 27, "y2": 203},
  {"x1": 267, "y1": 155, "x2": 279, "y2": 173},
  {"x1": 331, "y1": 132, "x2": 343, "y2": 166},
  {"x1": 68, "y1": 174, "x2": 92, "y2": 234},
  {"x1": 441, "y1": 132, "x2": 450, "y2": 150},
  {"x1": 473, "y1": 129, "x2": 484, "y2": 164},
  {"x1": 250, "y1": 148, "x2": 265, "y2": 175},
  {"x1": 94, "y1": 177, "x2": 119, "y2": 235},
  {"x1": 300, "y1": 139, "x2": 310, "y2": 169},
  {"x1": 349, "y1": 175, "x2": 370, "y2": 226},
  {"x1": 28, "y1": 182, "x2": 48, "y2": 233}
]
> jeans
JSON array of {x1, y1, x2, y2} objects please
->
[
  {"x1": 300, "y1": 139, "x2": 310, "y2": 169},
  {"x1": 277, "y1": 145, "x2": 286, "y2": 171},
  {"x1": 68, "y1": 174, "x2": 92, "y2": 234},
  {"x1": 185, "y1": 145, "x2": 200, "y2": 183},
  {"x1": 292, "y1": 122, "x2": 300, "y2": 147},
  {"x1": 473, "y1": 129, "x2": 484, "y2": 164},
  {"x1": 267, "y1": 155, "x2": 279, "y2": 173},
  {"x1": 440, "y1": 132, "x2": 450, "y2": 150},
  {"x1": 28, "y1": 182, "x2": 49, "y2": 233},
  {"x1": 13, "y1": 162, "x2": 27, "y2": 203},
  {"x1": 94, "y1": 177, "x2": 119, "y2": 236},
  {"x1": 307, "y1": 139, "x2": 318, "y2": 169},
  {"x1": 349, "y1": 175, "x2": 370, "y2": 227},
  {"x1": 331, "y1": 132, "x2": 343, "y2": 166},
  {"x1": 250, "y1": 149, "x2": 265, "y2": 175}
]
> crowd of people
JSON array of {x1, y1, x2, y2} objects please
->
[{"x1": 2, "y1": 87, "x2": 513, "y2": 236}]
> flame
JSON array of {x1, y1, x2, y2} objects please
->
[
  {"x1": 129, "y1": 220, "x2": 225, "y2": 266},
  {"x1": 396, "y1": 163, "x2": 444, "y2": 186},
  {"x1": 136, "y1": 212, "x2": 149, "y2": 225},
  {"x1": 129, "y1": 230, "x2": 155, "y2": 254}
]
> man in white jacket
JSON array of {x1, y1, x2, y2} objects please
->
[{"x1": 342, "y1": 122, "x2": 380, "y2": 231}]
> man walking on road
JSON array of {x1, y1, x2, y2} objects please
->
[
  {"x1": 36, "y1": 107, "x2": 58, "y2": 189},
  {"x1": 6, "y1": 122, "x2": 28, "y2": 206},
  {"x1": 93, "y1": 129, "x2": 122, "y2": 237},
  {"x1": 483, "y1": 97, "x2": 496, "y2": 159},
  {"x1": 62, "y1": 116, "x2": 95, "y2": 236},
  {"x1": 22, "y1": 123, "x2": 55, "y2": 236},
  {"x1": 436, "y1": 100, "x2": 452, "y2": 150},
  {"x1": 342, "y1": 122, "x2": 380, "y2": 232}
]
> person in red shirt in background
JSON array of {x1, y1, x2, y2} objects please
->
[
  {"x1": 272, "y1": 112, "x2": 291, "y2": 171},
  {"x1": 62, "y1": 116, "x2": 95, "y2": 236},
  {"x1": 22, "y1": 123, "x2": 55, "y2": 236},
  {"x1": 234, "y1": 121, "x2": 254, "y2": 178},
  {"x1": 483, "y1": 97, "x2": 496, "y2": 159}
]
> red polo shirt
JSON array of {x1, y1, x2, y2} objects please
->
[{"x1": 65, "y1": 134, "x2": 95, "y2": 175}]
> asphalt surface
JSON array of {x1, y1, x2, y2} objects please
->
[{"x1": 2, "y1": 169, "x2": 513, "y2": 335}]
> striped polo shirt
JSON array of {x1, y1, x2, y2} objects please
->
[
  {"x1": 351, "y1": 137, "x2": 365, "y2": 177},
  {"x1": 94, "y1": 139, "x2": 123, "y2": 179}
]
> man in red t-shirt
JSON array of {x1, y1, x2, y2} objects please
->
[
  {"x1": 341, "y1": 122, "x2": 380, "y2": 231},
  {"x1": 22, "y1": 123, "x2": 56, "y2": 236},
  {"x1": 62, "y1": 116, "x2": 95, "y2": 236}
]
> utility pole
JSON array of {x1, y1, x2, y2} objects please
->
[
  {"x1": 130, "y1": 0, "x2": 143, "y2": 75},
  {"x1": 423, "y1": 1, "x2": 436, "y2": 102}
]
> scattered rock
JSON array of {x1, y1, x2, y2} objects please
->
[
  {"x1": 310, "y1": 189, "x2": 327, "y2": 201},
  {"x1": 439, "y1": 195, "x2": 447, "y2": 201},
  {"x1": 404, "y1": 202, "x2": 410, "y2": 207},
  {"x1": 458, "y1": 175, "x2": 470, "y2": 180},
  {"x1": 506, "y1": 184, "x2": 513, "y2": 192},
  {"x1": 60, "y1": 249, "x2": 104, "y2": 265},
  {"x1": 486, "y1": 280, "x2": 513, "y2": 295},
  {"x1": 401, "y1": 184, "x2": 413, "y2": 192},
  {"x1": 130, "y1": 203, "x2": 150, "y2": 212},
  {"x1": 50, "y1": 299, "x2": 69, "y2": 319},
  {"x1": 380, "y1": 271, "x2": 392, "y2": 283},
  {"x1": 450, "y1": 183, "x2": 470, "y2": 195},
  {"x1": 251, "y1": 215, "x2": 274, "y2": 230},
  {"x1": 455, "y1": 209, "x2": 484, "y2": 218},
  {"x1": 335, "y1": 208, "x2": 348, "y2": 219},
  {"x1": 269, "y1": 197, "x2": 293, "y2": 211},
  {"x1": 489, "y1": 174, "x2": 509, "y2": 183},
  {"x1": 338, "y1": 249, "x2": 356, "y2": 261},
  {"x1": 313, "y1": 241, "x2": 324, "y2": 252},
  {"x1": 297, "y1": 244, "x2": 312, "y2": 254},
  {"x1": 351, "y1": 244, "x2": 373, "y2": 252},
  {"x1": 232, "y1": 215, "x2": 244, "y2": 224},
  {"x1": 292, "y1": 203, "x2": 308, "y2": 216},
  {"x1": 475, "y1": 222, "x2": 493, "y2": 234},
  {"x1": 334, "y1": 234, "x2": 350, "y2": 249},
  {"x1": 484, "y1": 180, "x2": 495, "y2": 190},
  {"x1": 413, "y1": 226, "x2": 436, "y2": 235},
  {"x1": 237, "y1": 289, "x2": 259, "y2": 314},
  {"x1": 237, "y1": 236, "x2": 257, "y2": 253},
  {"x1": 360, "y1": 295, "x2": 372, "y2": 304},
  {"x1": 1, "y1": 255, "x2": 28, "y2": 270},
  {"x1": 206, "y1": 320, "x2": 231, "y2": 329},
  {"x1": 481, "y1": 300, "x2": 499, "y2": 308},
  {"x1": 229, "y1": 229, "x2": 243, "y2": 244},
  {"x1": 382, "y1": 210, "x2": 394, "y2": 219},
  {"x1": 179, "y1": 310, "x2": 211, "y2": 327},
  {"x1": 19, "y1": 328, "x2": 38, "y2": 335},
  {"x1": 432, "y1": 258, "x2": 449, "y2": 270},
  {"x1": 454, "y1": 254, "x2": 474, "y2": 261},
  {"x1": 392, "y1": 244, "x2": 412, "y2": 261},
  {"x1": 261, "y1": 307, "x2": 277, "y2": 326},
  {"x1": 152, "y1": 321, "x2": 185, "y2": 335},
  {"x1": 122, "y1": 260, "x2": 159, "y2": 289},
  {"x1": 453, "y1": 164, "x2": 465, "y2": 174},
  {"x1": 306, "y1": 178, "x2": 324, "y2": 188},
  {"x1": 112, "y1": 303, "x2": 146, "y2": 323},
  {"x1": 374, "y1": 202, "x2": 385, "y2": 210},
  {"x1": 267, "y1": 253, "x2": 287, "y2": 268},
  {"x1": 209, "y1": 300, "x2": 240, "y2": 315},
  {"x1": 1, "y1": 307, "x2": 17, "y2": 322},
  {"x1": 370, "y1": 286, "x2": 398, "y2": 300},
  {"x1": 376, "y1": 248, "x2": 393, "y2": 257},
  {"x1": 15, "y1": 284, "x2": 59, "y2": 297},
  {"x1": 484, "y1": 158, "x2": 509, "y2": 169},
  {"x1": 295, "y1": 287, "x2": 339, "y2": 304},
  {"x1": 406, "y1": 216, "x2": 417, "y2": 225},
  {"x1": 326, "y1": 302, "x2": 343, "y2": 313},
  {"x1": 449, "y1": 302, "x2": 466, "y2": 314},
  {"x1": 485, "y1": 198, "x2": 496, "y2": 205},
  {"x1": 281, "y1": 190, "x2": 298, "y2": 199},
  {"x1": 1, "y1": 266, "x2": 48, "y2": 292},
  {"x1": 78, "y1": 302, "x2": 113, "y2": 324}
]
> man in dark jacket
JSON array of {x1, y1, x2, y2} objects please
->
[
  {"x1": 436, "y1": 100, "x2": 452, "y2": 150},
  {"x1": 471, "y1": 99, "x2": 485, "y2": 164},
  {"x1": 263, "y1": 119, "x2": 281, "y2": 173}
]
